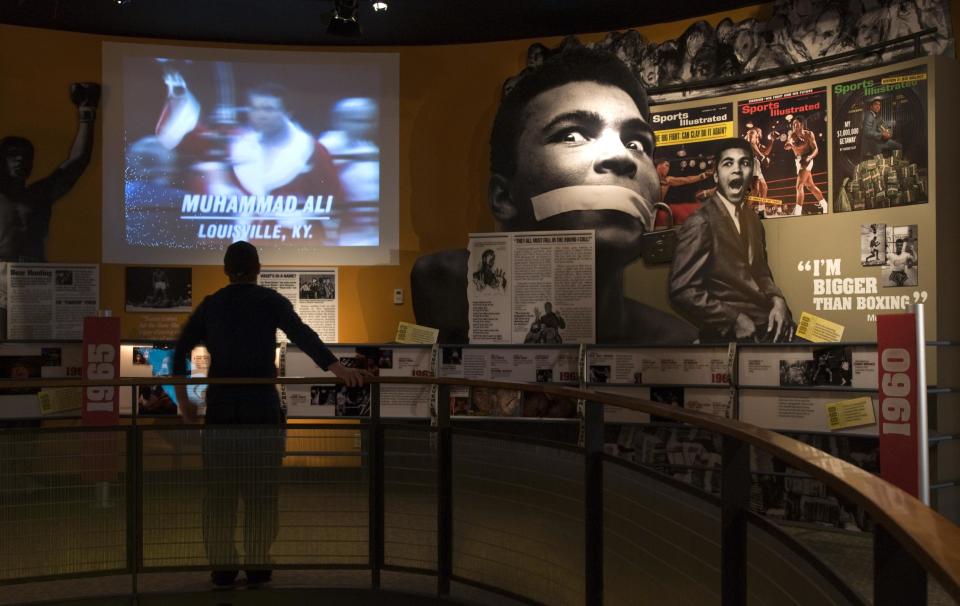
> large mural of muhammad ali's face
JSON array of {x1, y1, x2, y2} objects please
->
[{"x1": 494, "y1": 81, "x2": 659, "y2": 264}]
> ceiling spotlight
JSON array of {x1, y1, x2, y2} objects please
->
[
  {"x1": 115, "y1": 0, "x2": 133, "y2": 4},
  {"x1": 372, "y1": 1, "x2": 388, "y2": 11},
  {"x1": 327, "y1": 0, "x2": 361, "y2": 37}
]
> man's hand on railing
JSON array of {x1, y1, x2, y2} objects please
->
[{"x1": 327, "y1": 361, "x2": 375, "y2": 388}]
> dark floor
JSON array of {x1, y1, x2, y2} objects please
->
[
  {"x1": 3, "y1": 525, "x2": 956, "y2": 606},
  {"x1": 1, "y1": 428, "x2": 955, "y2": 606},
  {"x1": 0, "y1": 570, "x2": 528, "y2": 606},
  {"x1": 780, "y1": 522, "x2": 956, "y2": 606}
]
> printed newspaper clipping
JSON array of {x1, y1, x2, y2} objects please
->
[
  {"x1": 6, "y1": 264, "x2": 99, "y2": 340},
  {"x1": 259, "y1": 269, "x2": 338, "y2": 343},
  {"x1": 467, "y1": 230, "x2": 595, "y2": 344}
]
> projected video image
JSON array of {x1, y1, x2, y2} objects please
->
[{"x1": 121, "y1": 55, "x2": 383, "y2": 253}]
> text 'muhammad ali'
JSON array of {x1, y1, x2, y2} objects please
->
[{"x1": 181, "y1": 194, "x2": 334, "y2": 241}]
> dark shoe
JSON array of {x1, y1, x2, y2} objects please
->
[
  {"x1": 210, "y1": 570, "x2": 239, "y2": 587},
  {"x1": 245, "y1": 569, "x2": 272, "y2": 586}
]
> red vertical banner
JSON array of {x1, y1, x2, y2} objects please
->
[
  {"x1": 876, "y1": 313, "x2": 920, "y2": 498},
  {"x1": 81, "y1": 316, "x2": 121, "y2": 426}
]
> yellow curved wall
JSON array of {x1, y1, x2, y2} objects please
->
[{"x1": 31, "y1": 2, "x2": 960, "y2": 344}]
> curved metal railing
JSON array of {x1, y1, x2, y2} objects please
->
[{"x1": 0, "y1": 375, "x2": 957, "y2": 606}]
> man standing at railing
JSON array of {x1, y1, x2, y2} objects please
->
[{"x1": 172, "y1": 240, "x2": 369, "y2": 587}]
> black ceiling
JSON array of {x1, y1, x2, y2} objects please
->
[{"x1": 1, "y1": 0, "x2": 757, "y2": 46}]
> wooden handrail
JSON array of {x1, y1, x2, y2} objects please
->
[{"x1": 5, "y1": 374, "x2": 959, "y2": 600}]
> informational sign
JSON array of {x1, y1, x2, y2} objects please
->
[
  {"x1": 597, "y1": 385, "x2": 732, "y2": 424},
  {"x1": 586, "y1": 347, "x2": 730, "y2": 386},
  {"x1": 38, "y1": 388, "x2": 83, "y2": 416},
  {"x1": 738, "y1": 344, "x2": 877, "y2": 388},
  {"x1": 825, "y1": 396, "x2": 876, "y2": 431},
  {"x1": 282, "y1": 345, "x2": 434, "y2": 418},
  {"x1": 395, "y1": 321, "x2": 439, "y2": 344},
  {"x1": 795, "y1": 311, "x2": 845, "y2": 342},
  {"x1": 438, "y1": 345, "x2": 582, "y2": 419},
  {"x1": 0, "y1": 342, "x2": 83, "y2": 419},
  {"x1": 6, "y1": 264, "x2": 99, "y2": 340},
  {"x1": 439, "y1": 346, "x2": 580, "y2": 384},
  {"x1": 81, "y1": 317, "x2": 121, "y2": 426},
  {"x1": 259, "y1": 269, "x2": 338, "y2": 343},
  {"x1": 876, "y1": 313, "x2": 920, "y2": 498},
  {"x1": 739, "y1": 389, "x2": 879, "y2": 435},
  {"x1": 737, "y1": 343, "x2": 880, "y2": 435},
  {"x1": 467, "y1": 230, "x2": 595, "y2": 344}
]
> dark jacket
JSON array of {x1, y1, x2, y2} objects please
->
[
  {"x1": 668, "y1": 194, "x2": 786, "y2": 341},
  {"x1": 173, "y1": 282, "x2": 337, "y2": 408}
]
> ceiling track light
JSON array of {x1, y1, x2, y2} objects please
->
[{"x1": 372, "y1": 1, "x2": 388, "y2": 11}]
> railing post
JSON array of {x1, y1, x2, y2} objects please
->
[
  {"x1": 912, "y1": 304, "x2": 930, "y2": 505},
  {"x1": 437, "y1": 383, "x2": 452, "y2": 596},
  {"x1": 369, "y1": 382, "x2": 383, "y2": 590},
  {"x1": 584, "y1": 398, "x2": 603, "y2": 606},
  {"x1": 126, "y1": 425, "x2": 141, "y2": 598},
  {"x1": 875, "y1": 524, "x2": 927, "y2": 606},
  {"x1": 721, "y1": 436, "x2": 749, "y2": 606}
]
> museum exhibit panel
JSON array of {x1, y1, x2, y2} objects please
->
[{"x1": 0, "y1": 1, "x2": 959, "y2": 604}]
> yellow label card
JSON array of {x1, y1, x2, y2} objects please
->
[
  {"x1": 795, "y1": 312, "x2": 845, "y2": 343},
  {"x1": 395, "y1": 321, "x2": 439, "y2": 344},
  {"x1": 826, "y1": 396, "x2": 876, "y2": 430},
  {"x1": 747, "y1": 195, "x2": 782, "y2": 206},
  {"x1": 655, "y1": 122, "x2": 734, "y2": 146},
  {"x1": 880, "y1": 73, "x2": 927, "y2": 85},
  {"x1": 38, "y1": 388, "x2": 82, "y2": 416}
]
